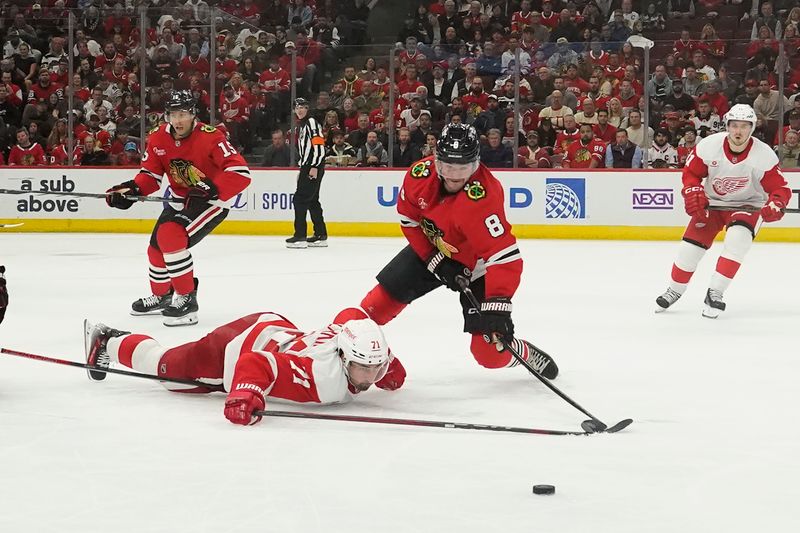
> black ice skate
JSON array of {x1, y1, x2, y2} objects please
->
[
  {"x1": 655, "y1": 288, "x2": 683, "y2": 313},
  {"x1": 285, "y1": 236, "x2": 308, "y2": 249},
  {"x1": 84, "y1": 319, "x2": 129, "y2": 381},
  {"x1": 510, "y1": 339, "x2": 559, "y2": 379},
  {"x1": 131, "y1": 289, "x2": 173, "y2": 316},
  {"x1": 307, "y1": 235, "x2": 328, "y2": 248},
  {"x1": 702, "y1": 289, "x2": 726, "y2": 319},
  {"x1": 162, "y1": 279, "x2": 199, "y2": 327}
]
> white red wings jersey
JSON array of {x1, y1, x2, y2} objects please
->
[
  {"x1": 397, "y1": 156, "x2": 522, "y2": 299},
  {"x1": 225, "y1": 308, "x2": 385, "y2": 405},
  {"x1": 258, "y1": 68, "x2": 290, "y2": 92},
  {"x1": 647, "y1": 142, "x2": 679, "y2": 168},
  {"x1": 683, "y1": 132, "x2": 791, "y2": 207},
  {"x1": 135, "y1": 121, "x2": 251, "y2": 204}
]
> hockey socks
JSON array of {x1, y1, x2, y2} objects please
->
[
  {"x1": 709, "y1": 224, "x2": 752, "y2": 294},
  {"x1": 668, "y1": 240, "x2": 707, "y2": 294}
]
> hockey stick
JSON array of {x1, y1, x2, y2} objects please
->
[
  {"x1": 0, "y1": 188, "x2": 184, "y2": 204},
  {"x1": 0, "y1": 223, "x2": 24, "y2": 228},
  {"x1": 456, "y1": 277, "x2": 632, "y2": 434},
  {"x1": 708, "y1": 205, "x2": 800, "y2": 214},
  {"x1": 0, "y1": 348, "x2": 220, "y2": 389},
  {"x1": 254, "y1": 409, "x2": 600, "y2": 436}
]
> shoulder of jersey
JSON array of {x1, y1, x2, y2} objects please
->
[
  {"x1": 148, "y1": 123, "x2": 169, "y2": 137},
  {"x1": 458, "y1": 164, "x2": 499, "y2": 203},
  {"x1": 695, "y1": 131, "x2": 726, "y2": 157},
  {"x1": 407, "y1": 156, "x2": 436, "y2": 180},
  {"x1": 749, "y1": 136, "x2": 779, "y2": 165}
]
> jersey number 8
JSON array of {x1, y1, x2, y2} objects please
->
[{"x1": 484, "y1": 214, "x2": 505, "y2": 238}]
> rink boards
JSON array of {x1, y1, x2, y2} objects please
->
[{"x1": 1, "y1": 167, "x2": 799, "y2": 241}]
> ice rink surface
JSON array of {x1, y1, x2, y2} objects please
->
[{"x1": 1, "y1": 233, "x2": 798, "y2": 533}]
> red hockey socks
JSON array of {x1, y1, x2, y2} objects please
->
[
  {"x1": 360, "y1": 284, "x2": 407, "y2": 325},
  {"x1": 155, "y1": 222, "x2": 195, "y2": 295}
]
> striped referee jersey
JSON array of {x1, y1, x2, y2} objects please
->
[{"x1": 297, "y1": 116, "x2": 327, "y2": 168}]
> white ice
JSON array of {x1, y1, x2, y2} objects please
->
[{"x1": 0, "y1": 233, "x2": 798, "y2": 533}]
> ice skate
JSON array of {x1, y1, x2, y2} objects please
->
[
  {"x1": 285, "y1": 236, "x2": 307, "y2": 249},
  {"x1": 131, "y1": 290, "x2": 173, "y2": 316},
  {"x1": 307, "y1": 235, "x2": 328, "y2": 248},
  {"x1": 84, "y1": 319, "x2": 129, "y2": 381},
  {"x1": 702, "y1": 289, "x2": 726, "y2": 319},
  {"x1": 655, "y1": 288, "x2": 683, "y2": 313},
  {"x1": 510, "y1": 339, "x2": 559, "y2": 379},
  {"x1": 162, "y1": 278, "x2": 199, "y2": 327}
]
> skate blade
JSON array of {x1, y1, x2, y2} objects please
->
[
  {"x1": 163, "y1": 312, "x2": 199, "y2": 327},
  {"x1": 286, "y1": 242, "x2": 308, "y2": 249},
  {"x1": 130, "y1": 309, "x2": 166, "y2": 316},
  {"x1": 307, "y1": 241, "x2": 328, "y2": 248},
  {"x1": 702, "y1": 306, "x2": 722, "y2": 319},
  {"x1": 654, "y1": 305, "x2": 668, "y2": 314}
]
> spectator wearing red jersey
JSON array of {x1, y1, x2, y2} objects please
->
[
  {"x1": 563, "y1": 63, "x2": 591, "y2": 98},
  {"x1": 8, "y1": 127, "x2": 46, "y2": 166},
  {"x1": 220, "y1": 83, "x2": 251, "y2": 153},
  {"x1": 511, "y1": 0, "x2": 535, "y2": 33},
  {"x1": 27, "y1": 70, "x2": 63, "y2": 106},
  {"x1": 615, "y1": 80, "x2": 639, "y2": 113},
  {"x1": 672, "y1": 28, "x2": 701, "y2": 63},
  {"x1": 337, "y1": 65, "x2": 364, "y2": 98},
  {"x1": 462, "y1": 77, "x2": 490, "y2": 118},
  {"x1": 540, "y1": 1, "x2": 560, "y2": 30},
  {"x1": 94, "y1": 42, "x2": 124, "y2": 74},
  {"x1": 603, "y1": 53, "x2": 625, "y2": 83},
  {"x1": 1, "y1": 70, "x2": 25, "y2": 107},
  {"x1": 586, "y1": 39, "x2": 609, "y2": 67},
  {"x1": 180, "y1": 44, "x2": 210, "y2": 80},
  {"x1": 592, "y1": 108, "x2": 617, "y2": 144},
  {"x1": 563, "y1": 124, "x2": 606, "y2": 168},
  {"x1": 214, "y1": 44, "x2": 238, "y2": 88},
  {"x1": 518, "y1": 130, "x2": 552, "y2": 168},
  {"x1": 260, "y1": 56, "x2": 291, "y2": 118},
  {"x1": 104, "y1": 58, "x2": 130, "y2": 85},
  {"x1": 397, "y1": 64, "x2": 424, "y2": 98},
  {"x1": 398, "y1": 37, "x2": 425, "y2": 67},
  {"x1": 554, "y1": 114, "x2": 581, "y2": 154},
  {"x1": 294, "y1": 31, "x2": 323, "y2": 95}
]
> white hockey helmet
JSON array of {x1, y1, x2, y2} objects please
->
[
  {"x1": 724, "y1": 104, "x2": 757, "y2": 140},
  {"x1": 338, "y1": 319, "x2": 390, "y2": 391}
]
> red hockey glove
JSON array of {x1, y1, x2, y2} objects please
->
[
  {"x1": 105, "y1": 180, "x2": 140, "y2": 210},
  {"x1": 375, "y1": 356, "x2": 406, "y2": 391},
  {"x1": 682, "y1": 185, "x2": 709, "y2": 219},
  {"x1": 0, "y1": 266, "x2": 7, "y2": 325},
  {"x1": 184, "y1": 180, "x2": 219, "y2": 211},
  {"x1": 760, "y1": 197, "x2": 786, "y2": 223},
  {"x1": 224, "y1": 386, "x2": 265, "y2": 426}
]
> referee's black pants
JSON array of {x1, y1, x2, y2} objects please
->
[{"x1": 292, "y1": 165, "x2": 327, "y2": 238}]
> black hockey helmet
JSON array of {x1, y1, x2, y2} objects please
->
[
  {"x1": 294, "y1": 97, "x2": 310, "y2": 109},
  {"x1": 436, "y1": 123, "x2": 480, "y2": 164},
  {"x1": 165, "y1": 90, "x2": 197, "y2": 115}
]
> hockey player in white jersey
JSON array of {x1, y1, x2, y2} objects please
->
[
  {"x1": 84, "y1": 307, "x2": 406, "y2": 425},
  {"x1": 654, "y1": 104, "x2": 791, "y2": 318}
]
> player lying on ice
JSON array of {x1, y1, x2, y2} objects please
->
[
  {"x1": 654, "y1": 104, "x2": 792, "y2": 318},
  {"x1": 83, "y1": 307, "x2": 406, "y2": 425}
]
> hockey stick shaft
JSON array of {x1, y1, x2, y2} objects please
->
[
  {"x1": 0, "y1": 188, "x2": 183, "y2": 204},
  {"x1": 254, "y1": 409, "x2": 590, "y2": 435},
  {"x1": 456, "y1": 277, "x2": 607, "y2": 426},
  {"x1": 0, "y1": 348, "x2": 216, "y2": 388},
  {"x1": 708, "y1": 205, "x2": 800, "y2": 214}
]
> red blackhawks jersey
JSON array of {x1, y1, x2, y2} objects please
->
[
  {"x1": 8, "y1": 143, "x2": 46, "y2": 166},
  {"x1": 134, "y1": 121, "x2": 250, "y2": 205},
  {"x1": 683, "y1": 132, "x2": 791, "y2": 208},
  {"x1": 398, "y1": 157, "x2": 522, "y2": 299},
  {"x1": 563, "y1": 138, "x2": 606, "y2": 168},
  {"x1": 226, "y1": 308, "x2": 402, "y2": 404}
]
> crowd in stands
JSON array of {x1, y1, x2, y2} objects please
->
[{"x1": 2, "y1": 0, "x2": 800, "y2": 169}]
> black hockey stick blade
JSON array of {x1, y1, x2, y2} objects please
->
[
  {"x1": 708, "y1": 205, "x2": 800, "y2": 214},
  {"x1": 605, "y1": 418, "x2": 634, "y2": 433},
  {"x1": 581, "y1": 419, "x2": 608, "y2": 433}
]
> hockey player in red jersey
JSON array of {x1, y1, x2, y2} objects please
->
[
  {"x1": 359, "y1": 123, "x2": 558, "y2": 378},
  {"x1": 655, "y1": 104, "x2": 792, "y2": 318},
  {"x1": 105, "y1": 90, "x2": 251, "y2": 326},
  {"x1": 84, "y1": 307, "x2": 406, "y2": 425}
]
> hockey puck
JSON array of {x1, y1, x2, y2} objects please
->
[{"x1": 532, "y1": 484, "x2": 555, "y2": 495}]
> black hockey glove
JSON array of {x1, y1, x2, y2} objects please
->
[
  {"x1": 184, "y1": 180, "x2": 219, "y2": 211},
  {"x1": 426, "y1": 251, "x2": 471, "y2": 292},
  {"x1": 0, "y1": 266, "x2": 8, "y2": 325},
  {"x1": 477, "y1": 297, "x2": 514, "y2": 340},
  {"x1": 105, "y1": 180, "x2": 140, "y2": 210}
]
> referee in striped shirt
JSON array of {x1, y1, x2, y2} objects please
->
[{"x1": 286, "y1": 98, "x2": 329, "y2": 248}]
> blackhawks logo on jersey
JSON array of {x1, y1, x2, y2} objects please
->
[
  {"x1": 410, "y1": 160, "x2": 432, "y2": 178},
  {"x1": 200, "y1": 124, "x2": 217, "y2": 133},
  {"x1": 420, "y1": 218, "x2": 459, "y2": 257},
  {"x1": 169, "y1": 158, "x2": 206, "y2": 187},
  {"x1": 464, "y1": 181, "x2": 486, "y2": 201}
]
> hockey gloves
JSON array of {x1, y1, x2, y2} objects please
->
[
  {"x1": 682, "y1": 185, "x2": 709, "y2": 219},
  {"x1": 224, "y1": 387, "x2": 265, "y2": 426},
  {"x1": 106, "y1": 180, "x2": 141, "y2": 210},
  {"x1": 0, "y1": 266, "x2": 7, "y2": 325},
  {"x1": 184, "y1": 180, "x2": 219, "y2": 211},
  {"x1": 478, "y1": 297, "x2": 515, "y2": 341},
  {"x1": 375, "y1": 355, "x2": 406, "y2": 391},
  {"x1": 427, "y1": 251, "x2": 472, "y2": 292},
  {"x1": 761, "y1": 196, "x2": 786, "y2": 222}
]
